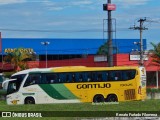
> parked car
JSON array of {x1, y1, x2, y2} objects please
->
[{"x1": 0, "y1": 73, "x2": 5, "y2": 89}]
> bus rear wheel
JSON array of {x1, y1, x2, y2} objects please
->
[
  {"x1": 106, "y1": 94, "x2": 118, "y2": 102},
  {"x1": 93, "y1": 94, "x2": 105, "y2": 103},
  {"x1": 24, "y1": 97, "x2": 35, "y2": 104}
]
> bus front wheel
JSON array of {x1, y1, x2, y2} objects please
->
[
  {"x1": 24, "y1": 97, "x2": 35, "y2": 104},
  {"x1": 106, "y1": 94, "x2": 118, "y2": 102},
  {"x1": 93, "y1": 94, "x2": 105, "y2": 103}
]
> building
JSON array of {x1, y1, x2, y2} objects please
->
[{"x1": 0, "y1": 38, "x2": 159, "y2": 88}]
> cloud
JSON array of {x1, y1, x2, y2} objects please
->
[
  {"x1": 41, "y1": 0, "x2": 94, "y2": 11},
  {"x1": 48, "y1": 7, "x2": 64, "y2": 11},
  {"x1": 113, "y1": 0, "x2": 150, "y2": 8},
  {"x1": 115, "y1": 0, "x2": 150, "y2": 5},
  {"x1": 70, "y1": 1, "x2": 93, "y2": 6},
  {"x1": 0, "y1": 0, "x2": 26, "y2": 5}
]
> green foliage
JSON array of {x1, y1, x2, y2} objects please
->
[
  {"x1": 97, "y1": 43, "x2": 108, "y2": 55},
  {"x1": 147, "y1": 88, "x2": 160, "y2": 93},
  {"x1": 0, "y1": 100, "x2": 160, "y2": 119},
  {"x1": 0, "y1": 100, "x2": 160, "y2": 111},
  {"x1": 150, "y1": 42, "x2": 160, "y2": 65}
]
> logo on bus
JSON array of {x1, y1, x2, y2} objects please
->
[
  {"x1": 120, "y1": 83, "x2": 133, "y2": 87},
  {"x1": 77, "y1": 83, "x2": 111, "y2": 89}
]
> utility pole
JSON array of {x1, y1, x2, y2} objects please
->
[
  {"x1": 103, "y1": 0, "x2": 116, "y2": 67},
  {"x1": 129, "y1": 18, "x2": 148, "y2": 66}
]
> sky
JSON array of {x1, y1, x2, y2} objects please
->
[{"x1": 0, "y1": 0, "x2": 160, "y2": 49}]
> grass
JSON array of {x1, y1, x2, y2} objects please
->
[
  {"x1": 1, "y1": 100, "x2": 160, "y2": 111},
  {"x1": 0, "y1": 100, "x2": 160, "y2": 120}
]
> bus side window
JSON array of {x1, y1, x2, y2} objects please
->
[
  {"x1": 82, "y1": 72, "x2": 87, "y2": 82},
  {"x1": 122, "y1": 70, "x2": 136, "y2": 80},
  {"x1": 109, "y1": 71, "x2": 121, "y2": 81},
  {"x1": 31, "y1": 75, "x2": 40, "y2": 84},
  {"x1": 78, "y1": 73, "x2": 83, "y2": 82},
  {"x1": 92, "y1": 72, "x2": 96, "y2": 81},
  {"x1": 97, "y1": 72, "x2": 102, "y2": 81},
  {"x1": 66, "y1": 74, "x2": 70, "y2": 83},
  {"x1": 24, "y1": 74, "x2": 41, "y2": 87},
  {"x1": 74, "y1": 73, "x2": 79, "y2": 82},
  {"x1": 115, "y1": 71, "x2": 122, "y2": 81},
  {"x1": 102, "y1": 72, "x2": 108, "y2": 81},
  {"x1": 87, "y1": 72, "x2": 92, "y2": 82},
  {"x1": 46, "y1": 74, "x2": 57, "y2": 83},
  {"x1": 122, "y1": 72, "x2": 127, "y2": 80},
  {"x1": 130, "y1": 70, "x2": 136, "y2": 79},
  {"x1": 57, "y1": 74, "x2": 61, "y2": 83},
  {"x1": 58, "y1": 74, "x2": 64, "y2": 83},
  {"x1": 108, "y1": 71, "x2": 113, "y2": 81},
  {"x1": 72, "y1": 73, "x2": 76, "y2": 82}
]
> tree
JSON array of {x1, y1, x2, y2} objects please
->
[
  {"x1": 3, "y1": 48, "x2": 36, "y2": 71},
  {"x1": 150, "y1": 42, "x2": 160, "y2": 65},
  {"x1": 97, "y1": 43, "x2": 108, "y2": 55},
  {"x1": 97, "y1": 42, "x2": 118, "y2": 55}
]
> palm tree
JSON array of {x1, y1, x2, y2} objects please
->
[
  {"x1": 150, "y1": 42, "x2": 160, "y2": 65},
  {"x1": 3, "y1": 48, "x2": 36, "y2": 71}
]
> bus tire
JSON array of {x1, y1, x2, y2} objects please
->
[
  {"x1": 106, "y1": 94, "x2": 118, "y2": 102},
  {"x1": 93, "y1": 94, "x2": 105, "y2": 103},
  {"x1": 24, "y1": 97, "x2": 35, "y2": 104}
]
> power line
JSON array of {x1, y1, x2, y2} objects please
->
[
  {"x1": 0, "y1": 27, "x2": 154, "y2": 33},
  {"x1": 0, "y1": 28, "x2": 102, "y2": 33}
]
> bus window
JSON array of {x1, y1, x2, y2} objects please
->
[
  {"x1": 122, "y1": 70, "x2": 136, "y2": 80},
  {"x1": 24, "y1": 74, "x2": 41, "y2": 87},
  {"x1": 87, "y1": 72, "x2": 92, "y2": 82},
  {"x1": 45, "y1": 74, "x2": 58, "y2": 83},
  {"x1": 72, "y1": 73, "x2": 76, "y2": 82},
  {"x1": 102, "y1": 71, "x2": 108, "y2": 81},
  {"x1": 97, "y1": 72, "x2": 103, "y2": 81},
  {"x1": 109, "y1": 71, "x2": 122, "y2": 81},
  {"x1": 7, "y1": 79, "x2": 23, "y2": 95},
  {"x1": 130, "y1": 70, "x2": 136, "y2": 79},
  {"x1": 116, "y1": 71, "x2": 122, "y2": 80},
  {"x1": 92, "y1": 72, "x2": 96, "y2": 82},
  {"x1": 58, "y1": 73, "x2": 64, "y2": 83},
  {"x1": 78, "y1": 73, "x2": 83, "y2": 82},
  {"x1": 7, "y1": 81, "x2": 16, "y2": 94},
  {"x1": 81, "y1": 72, "x2": 88, "y2": 82},
  {"x1": 66, "y1": 74, "x2": 70, "y2": 83},
  {"x1": 58, "y1": 73, "x2": 71, "y2": 83}
]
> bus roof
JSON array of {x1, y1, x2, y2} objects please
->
[
  {"x1": 51, "y1": 66, "x2": 140, "y2": 72},
  {"x1": 12, "y1": 68, "x2": 53, "y2": 76},
  {"x1": 12, "y1": 66, "x2": 141, "y2": 76}
]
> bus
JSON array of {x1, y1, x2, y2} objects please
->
[{"x1": 4, "y1": 66, "x2": 146, "y2": 105}]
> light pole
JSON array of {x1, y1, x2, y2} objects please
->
[{"x1": 41, "y1": 41, "x2": 50, "y2": 68}]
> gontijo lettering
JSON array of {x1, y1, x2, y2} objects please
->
[{"x1": 77, "y1": 83, "x2": 111, "y2": 89}]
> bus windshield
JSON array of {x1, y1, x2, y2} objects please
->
[{"x1": 7, "y1": 74, "x2": 26, "y2": 95}]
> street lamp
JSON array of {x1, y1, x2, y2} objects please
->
[{"x1": 41, "y1": 41, "x2": 50, "y2": 68}]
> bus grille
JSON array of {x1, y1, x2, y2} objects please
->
[{"x1": 124, "y1": 89, "x2": 136, "y2": 100}]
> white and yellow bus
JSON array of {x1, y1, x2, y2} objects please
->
[{"x1": 4, "y1": 66, "x2": 146, "y2": 105}]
